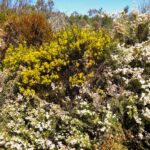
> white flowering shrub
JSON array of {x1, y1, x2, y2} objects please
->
[
  {"x1": 0, "y1": 93, "x2": 122, "y2": 150},
  {"x1": 94, "y1": 39, "x2": 150, "y2": 149},
  {"x1": 113, "y1": 12, "x2": 150, "y2": 45}
]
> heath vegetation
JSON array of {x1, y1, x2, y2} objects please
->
[{"x1": 0, "y1": 0, "x2": 150, "y2": 150}]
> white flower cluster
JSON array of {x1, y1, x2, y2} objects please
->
[
  {"x1": 108, "y1": 34, "x2": 150, "y2": 145},
  {"x1": 113, "y1": 12, "x2": 150, "y2": 44},
  {"x1": 1, "y1": 95, "x2": 117, "y2": 149},
  {"x1": 0, "y1": 99, "x2": 67, "y2": 149}
]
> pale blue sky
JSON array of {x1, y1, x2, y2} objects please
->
[{"x1": 54, "y1": 0, "x2": 141, "y2": 15}]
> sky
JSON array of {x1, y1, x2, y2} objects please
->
[{"x1": 54, "y1": 0, "x2": 142, "y2": 15}]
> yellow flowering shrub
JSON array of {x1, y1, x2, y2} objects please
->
[{"x1": 3, "y1": 26, "x2": 114, "y2": 97}]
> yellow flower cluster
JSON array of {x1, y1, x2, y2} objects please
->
[
  {"x1": 69, "y1": 72, "x2": 86, "y2": 86},
  {"x1": 3, "y1": 26, "x2": 112, "y2": 97}
]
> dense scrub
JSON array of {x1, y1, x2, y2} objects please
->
[
  {"x1": 2, "y1": 26, "x2": 114, "y2": 100},
  {"x1": 0, "y1": 1, "x2": 150, "y2": 150},
  {"x1": 113, "y1": 12, "x2": 150, "y2": 45},
  {"x1": 5, "y1": 13, "x2": 53, "y2": 46}
]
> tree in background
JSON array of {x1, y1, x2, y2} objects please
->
[
  {"x1": 0, "y1": 0, "x2": 10, "y2": 8},
  {"x1": 35, "y1": 0, "x2": 54, "y2": 12},
  {"x1": 139, "y1": 0, "x2": 150, "y2": 13},
  {"x1": 0, "y1": 0, "x2": 54, "y2": 13},
  {"x1": 123, "y1": 6, "x2": 129, "y2": 14}
]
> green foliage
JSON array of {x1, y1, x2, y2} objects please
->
[
  {"x1": 136, "y1": 22, "x2": 149, "y2": 43},
  {"x1": 0, "y1": 12, "x2": 6, "y2": 24},
  {"x1": 68, "y1": 10, "x2": 113, "y2": 30},
  {"x1": 127, "y1": 78, "x2": 142, "y2": 93}
]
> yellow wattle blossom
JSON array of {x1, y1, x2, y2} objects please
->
[{"x1": 3, "y1": 26, "x2": 113, "y2": 97}]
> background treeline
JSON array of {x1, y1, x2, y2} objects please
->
[{"x1": 0, "y1": 0, "x2": 149, "y2": 47}]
